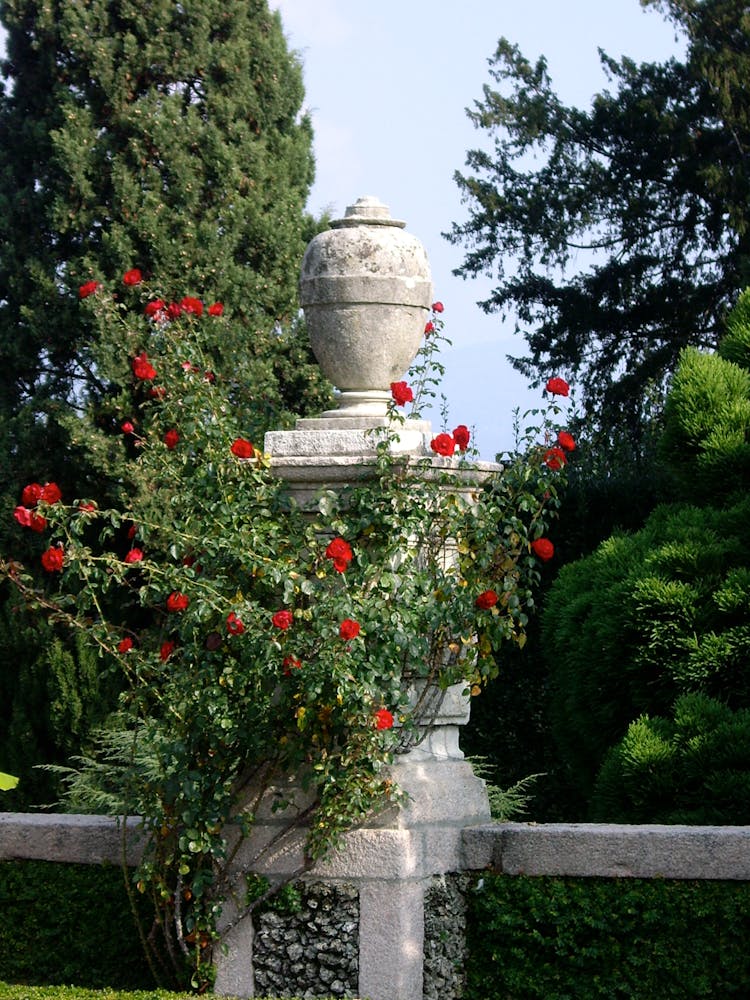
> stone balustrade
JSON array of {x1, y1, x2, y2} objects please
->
[{"x1": 2, "y1": 813, "x2": 750, "y2": 999}]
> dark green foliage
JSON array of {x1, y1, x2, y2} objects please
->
[
  {"x1": 0, "y1": 988, "x2": 326, "y2": 1000},
  {"x1": 544, "y1": 498, "x2": 750, "y2": 803},
  {"x1": 466, "y1": 874, "x2": 750, "y2": 999},
  {"x1": 0, "y1": 861, "x2": 155, "y2": 989},
  {"x1": 591, "y1": 693, "x2": 750, "y2": 823},
  {"x1": 0, "y1": 600, "x2": 121, "y2": 810},
  {"x1": 448, "y1": 0, "x2": 750, "y2": 443},
  {"x1": 0, "y1": 1, "x2": 332, "y2": 809},
  {"x1": 0, "y1": 0, "x2": 331, "y2": 534}
]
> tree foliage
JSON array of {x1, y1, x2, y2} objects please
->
[
  {"x1": 0, "y1": 1, "x2": 333, "y2": 798},
  {"x1": 448, "y1": 0, "x2": 750, "y2": 444},
  {"x1": 0, "y1": 0, "x2": 331, "y2": 528},
  {"x1": 542, "y1": 287, "x2": 750, "y2": 819}
]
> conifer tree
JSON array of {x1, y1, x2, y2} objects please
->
[
  {"x1": 0, "y1": 1, "x2": 331, "y2": 805},
  {"x1": 0, "y1": 0, "x2": 330, "y2": 520},
  {"x1": 448, "y1": 0, "x2": 750, "y2": 446}
]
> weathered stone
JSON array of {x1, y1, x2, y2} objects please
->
[{"x1": 299, "y1": 196, "x2": 432, "y2": 418}]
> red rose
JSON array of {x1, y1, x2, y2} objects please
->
[
  {"x1": 167, "y1": 302, "x2": 182, "y2": 320},
  {"x1": 204, "y1": 370, "x2": 216, "y2": 383},
  {"x1": 21, "y1": 483, "x2": 42, "y2": 506},
  {"x1": 475, "y1": 589, "x2": 499, "y2": 610},
  {"x1": 78, "y1": 280, "x2": 100, "y2": 298},
  {"x1": 375, "y1": 708, "x2": 394, "y2": 730},
  {"x1": 231, "y1": 438, "x2": 254, "y2": 459},
  {"x1": 13, "y1": 506, "x2": 46, "y2": 532},
  {"x1": 543, "y1": 447, "x2": 567, "y2": 471},
  {"x1": 545, "y1": 377, "x2": 569, "y2": 397},
  {"x1": 133, "y1": 351, "x2": 157, "y2": 380},
  {"x1": 166, "y1": 591, "x2": 189, "y2": 612},
  {"x1": 430, "y1": 433, "x2": 455, "y2": 457},
  {"x1": 160, "y1": 640, "x2": 176, "y2": 662},
  {"x1": 339, "y1": 618, "x2": 360, "y2": 640},
  {"x1": 118, "y1": 638, "x2": 134, "y2": 654},
  {"x1": 390, "y1": 381, "x2": 414, "y2": 407},
  {"x1": 531, "y1": 538, "x2": 555, "y2": 562},
  {"x1": 121, "y1": 420, "x2": 135, "y2": 435},
  {"x1": 124, "y1": 548, "x2": 144, "y2": 563},
  {"x1": 453, "y1": 425, "x2": 470, "y2": 452},
  {"x1": 164, "y1": 429, "x2": 180, "y2": 450},
  {"x1": 127, "y1": 523, "x2": 137, "y2": 539},
  {"x1": 208, "y1": 302, "x2": 224, "y2": 316},
  {"x1": 78, "y1": 502, "x2": 97, "y2": 513},
  {"x1": 41, "y1": 546, "x2": 64, "y2": 572},
  {"x1": 325, "y1": 537, "x2": 353, "y2": 573},
  {"x1": 424, "y1": 320, "x2": 435, "y2": 335},
  {"x1": 557, "y1": 430, "x2": 576, "y2": 452},
  {"x1": 123, "y1": 268, "x2": 142, "y2": 286},
  {"x1": 180, "y1": 296, "x2": 203, "y2": 316},
  {"x1": 272, "y1": 610, "x2": 293, "y2": 630},
  {"x1": 226, "y1": 611, "x2": 245, "y2": 635},
  {"x1": 431, "y1": 301, "x2": 444, "y2": 313},
  {"x1": 144, "y1": 299, "x2": 166, "y2": 320},
  {"x1": 40, "y1": 482, "x2": 62, "y2": 504},
  {"x1": 282, "y1": 655, "x2": 302, "y2": 675},
  {"x1": 149, "y1": 386, "x2": 166, "y2": 399},
  {"x1": 13, "y1": 506, "x2": 30, "y2": 527}
]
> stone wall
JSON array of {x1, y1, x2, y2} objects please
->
[
  {"x1": 252, "y1": 882, "x2": 359, "y2": 999},
  {"x1": 422, "y1": 875, "x2": 470, "y2": 1000},
  {"x1": 3, "y1": 813, "x2": 750, "y2": 1000}
]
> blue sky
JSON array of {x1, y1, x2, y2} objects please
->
[{"x1": 272, "y1": 0, "x2": 685, "y2": 455}]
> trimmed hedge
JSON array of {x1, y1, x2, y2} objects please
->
[
  {"x1": 0, "y1": 990, "x2": 221, "y2": 1000},
  {"x1": 0, "y1": 989, "x2": 337, "y2": 1000},
  {"x1": 0, "y1": 862, "x2": 155, "y2": 990},
  {"x1": 466, "y1": 874, "x2": 750, "y2": 999}
]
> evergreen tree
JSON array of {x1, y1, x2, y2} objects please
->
[
  {"x1": 448, "y1": 0, "x2": 750, "y2": 446},
  {"x1": 0, "y1": 0, "x2": 330, "y2": 522},
  {"x1": 541, "y1": 287, "x2": 750, "y2": 818},
  {"x1": 0, "y1": 1, "x2": 332, "y2": 806}
]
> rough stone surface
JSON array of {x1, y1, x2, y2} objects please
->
[
  {"x1": 299, "y1": 196, "x2": 432, "y2": 412},
  {"x1": 0, "y1": 812, "x2": 145, "y2": 865},
  {"x1": 358, "y1": 880, "x2": 424, "y2": 1000},
  {"x1": 251, "y1": 882, "x2": 359, "y2": 999},
  {"x1": 461, "y1": 823, "x2": 750, "y2": 880},
  {"x1": 422, "y1": 875, "x2": 470, "y2": 1000}
]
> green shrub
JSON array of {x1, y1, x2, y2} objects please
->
[
  {"x1": 544, "y1": 497, "x2": 750, "y2": 803},
  {"x1": 466, "y1": 875, "x2": 750, "y2": 999},
  {"x1": 660, "y1": 347, "x2": 750, "y2": 503},
  {"x1": 591, "y1": 693, "x2": 750, "y2": 823},
  {"x1": 0, "y1": 862, "x2": 155, "y2": 990}
]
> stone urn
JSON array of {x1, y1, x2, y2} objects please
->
[{"x1": 299, "y1": 195, "x2": 433, "y2": 417}]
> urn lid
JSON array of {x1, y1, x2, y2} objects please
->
[{"x1": 330, "y1": 195, "x2": 406, "y2": 229}]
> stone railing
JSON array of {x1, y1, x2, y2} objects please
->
[{"x1": 2, "y1": 813, "x2": 749, "y2": 1000}]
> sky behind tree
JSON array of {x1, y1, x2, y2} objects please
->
[{"x1": 272, "y1": 0, "x2": 684, "y2": 455}]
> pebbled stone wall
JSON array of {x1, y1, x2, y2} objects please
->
[
  {"x1": 252, "y1": 881, "x2": 359, "y2": 999},
  {"x1": 422, "y1": 874, "x2": 470, "y2": 1000}
]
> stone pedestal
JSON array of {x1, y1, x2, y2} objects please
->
[{"x1": 214, "y1": 195, "x2": 493, "y2": 1000}]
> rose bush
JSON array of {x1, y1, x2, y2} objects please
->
[{"x1": 2, "y1": 278, "x2": 571, "y2": 990}]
